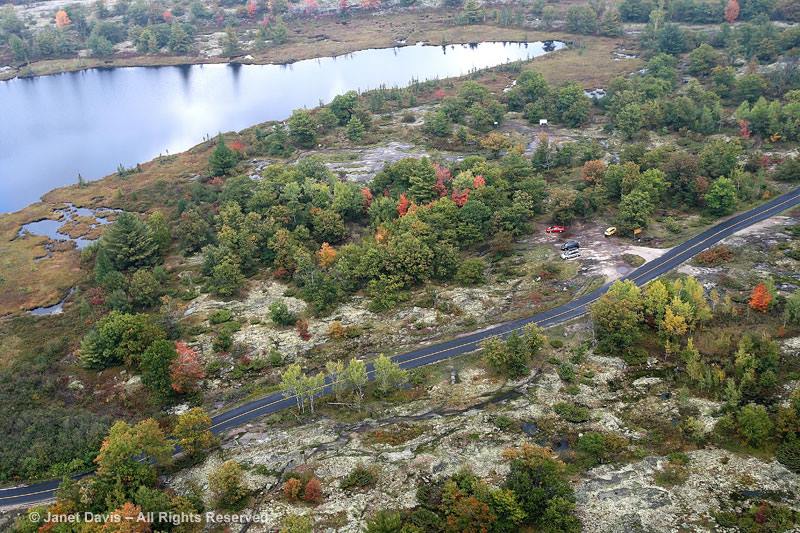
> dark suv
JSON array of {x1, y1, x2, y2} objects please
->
[{"x1": 560, "y1": 240, "x2": 580, "y2": 251}]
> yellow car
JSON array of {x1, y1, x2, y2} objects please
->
[{"x1": 604, "y1": 226, "x2": 617, "y2": 237}]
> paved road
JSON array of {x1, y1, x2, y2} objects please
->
[{"x1": 3, "y1": 186, "x2": 799, "y2": 507}]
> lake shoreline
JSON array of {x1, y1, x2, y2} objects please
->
[{"x1": 0, "y1": 9, "x2": 569, "y2": 82}]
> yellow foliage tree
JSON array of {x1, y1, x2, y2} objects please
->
[{"x1": 318, "y1": 242, "x2": 337, "y2": 268}]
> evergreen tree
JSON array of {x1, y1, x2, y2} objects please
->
[
  {"x1": 288, "y1": 109, "x2": 318, "y2": 148},
  {"x1": 140, "y1": 339, "x2": 177, "y2": 398},
  {"x1": 168, "y1": 23, "x2": 191, "y2": 54},
  {"x1": 346, "y1": 115, "x2": 365, "y2": 141},
  {"x1": 101, "y1": 212, "x2": 160, "y2": 271},
  {"x1": 209, "y1": 134, "x2": 238, "y2": 176}
]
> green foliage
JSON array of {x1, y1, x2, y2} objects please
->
[
  {"x1": 100, "y1": 212, "x2": 160, "y2": 271},
  {"x1": 80, "y1": 311, "x2": 165, "y2": 369},
  {"x1": 566, "y1": 5, "x2": 598, "y2": 34},
  {"x1": 346, "y1": 115, "x2": 366, "y2": 141},
  {"x1": 700, "y1": 139, "x2": 741, "y2": 179},
  {"x1": 288, "y1": 109, "x2": 318, "y2": 148},
  {"x1": 454, "y1": 257, "x2": 486, "y2": 285},
  {"x1": 209, "y1": 308, "x2": 233, "y2": 324},
  {"x1": 140, "y1": 339, "x2": 177, "y2": 398},
  {"x1": 482, "y1": 326, "x2": 545, "y2": 378},
  {"x1": 736, "y1": 403, "x2": 773, "y2": 447},
  {"x1": 504, "y1": 445, "x2": 576, "y2": 527},
  {"x1": 95, "y1": 419, "x2": 172, "y2": 490},
  {"x1": 705, "y1": 177, "x2": 738, "y2": 216},
  {"x1": 590, "y1": 280, "x2": 643, "y2": 355},
  {"x1": 209, "y1": 134, "x2": 238, "y2": 176},
  {"x1": 553, "y1": 402, "x2": 591, "y2": 423},
  {"x1": 776, "y1": 433, "x2": 800, "y2": 473},
  {"x1": 209, "y1": 460, "x2": 249, "y2": 510},
  {"x1": 173, "y1": 407, "x2": 218, "y2": 457},
  {"x1": 340, "y1": 464, "x2": 378, "y2": 491},
  {"x1": 269, "y1": 301, "x2": 297, "y2": 326},
  {"x1": 373, "y1": 354, "x2": 408, "y2": 396}
]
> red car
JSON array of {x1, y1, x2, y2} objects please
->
[{"x1": 545, "y1": 226, "x2": 567, "y2": 234}]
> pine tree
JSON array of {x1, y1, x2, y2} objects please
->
[
  {"x1": 102, "y1": 212, "x2": 160, "y2": 271},
  {"x1": 209, "y1": 134, "x2": 238, "y2": 176},
  {"x1": 346, "y1": 115, "x2": 365, "y2": 141}
]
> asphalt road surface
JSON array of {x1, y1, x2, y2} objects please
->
[{"x1": 2, "y1": 186, "x2": 799, "y2": 508}]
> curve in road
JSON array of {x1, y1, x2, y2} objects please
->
[{"x1": 3, "y1": 186, "x2": 799, "y2": 507}]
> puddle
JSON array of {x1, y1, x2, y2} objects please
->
[
  {"x1": 552, "y1": 437, "x2": 571, "y2": 453},
  {"x1": 17, "y1": 203, "x2": 120, "y2": 251},
  {"x1": 28, "y1": 287, "x2": 76, "y2": 316},
  {"x1": 585, "y1": 88, "x2": 607, "y2": 100},
  {"x1": 521, "y1": 421, "x2": 539, "y2": 435}
]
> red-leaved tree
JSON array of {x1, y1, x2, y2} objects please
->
[
  {"x1": 738, "y1": 119, "x2": 751, "y2": 139},
  {"x1": 451, "y1": 189, "x2": 470, "y2": 207},
  {"x1": 724, "y1": 0, "x2": 740, "y2": 23},
  {"x1": 170, "y1": 342, "x2": 205, "y2": 394},
  {"x1": 303, "y1": 478, "x2": 323, "y2": 504}
]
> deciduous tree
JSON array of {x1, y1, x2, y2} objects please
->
[{"x1": 170, "y1": 342, "x2": 205, "y2": 393}]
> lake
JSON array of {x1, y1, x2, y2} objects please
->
[{"x1": 0, "y1": 40, "x2": 563, "y2": 213}]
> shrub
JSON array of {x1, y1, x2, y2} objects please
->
[
  {"x1": 455, "y1": 258, "x2": 486, "y2": 285},
  {"x1": 776, "y1": 434, "x2": 800, "y2": 473},
  {"x1": 557, "y1": 362, "x2": 575, "y2": 383},
  {"x1": 340, "y1": 464, "x2": 378, "y2": 491},
  {"x1": 737, "y1": 403, "x2": 773, "y2": 447},
  {"x1": 283, "y1": 477, "x2": 302, "y2": 501},
  {"x1": 696, "y1": 245, "x2": 734, "y2": 266},
  {"x1": 269, "y1": 301, "x2": 297, "y2": 326},
  {"x1": 209, "y1": 309, "x2": 233, "y2": 324},
  {"x1": 209, "y1": 460, "x2": 248, "y2": 510},
  {"x1": 303, "y1": 477, "x2": 323, "y2": 504},
  {"x1": 553, "y1": 402, "x2": 590, "y2": 423}
]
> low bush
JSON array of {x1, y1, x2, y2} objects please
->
[{"x1": 553, "y1": 402, "x2": 590, "y2": 423}]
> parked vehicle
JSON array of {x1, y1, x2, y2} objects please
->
[
  {"x1": 560, "y1": 240, "x2": 580, "y2": 251},
  {"x1": 604, "y1": 226, "x2": 617, "y2": 237},
  {"x1": 561, "y1": 250, "x2": 581, "y2": 260},
  {"x1": 546, "y1": 225, "x2": 567, "y2": 234}
]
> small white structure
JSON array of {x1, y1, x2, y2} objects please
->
[{"x1": 539, "y1": 119, "x2": 549, "y2": 127}]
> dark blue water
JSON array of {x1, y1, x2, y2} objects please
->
[{"x1": 0, "y1": 41, "x2": 563, "y2": 213}]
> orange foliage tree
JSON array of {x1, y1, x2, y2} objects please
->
[
  {"x1": 247, "y1": 0, "x2": 257, "y2": 17},
  {"x1": 361, "y1": 0, "x2": 380, "y2": 9},
  {"x1": 296, "y1": 319, "x2": 311, "y2": 340},
  {"x1": 749, "y1": 282, "x2": 772, "y2": 312},
  {"x1": 397, "y1": 193, "x2": 410, "y2": 216},
  {"x1": 472, "y1": 174, "x2": 486, "y2": 188},
  {"x1": 318, "y1": 242, "x2": 337, "y2": 268},
  {"x1": 724, "y1": 0, "x2": 740, "y2": 23},
  {"x1": 361, "y1": 187, "x2": 373, "y2": 208},
  {"x1": 105, "y1": 503, "x2": 149, "y2": 533},
  {"x1": 55, "y1": 9, "x2": 71, "y2": 27},
  {"x1": 170, "y1": 342, "x2": 205, "y2": 393},
  {"x1": 581, "y1": 159, "x2": 607, "y2": 184},
  {"x1": 162, "y1": 9, "x2": 173, "y2": 22},
  {"x1": 283, "y1": 477, "x2": 302, "y2": 501}
]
